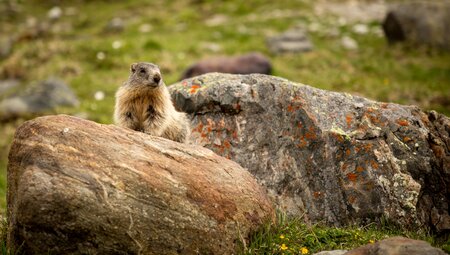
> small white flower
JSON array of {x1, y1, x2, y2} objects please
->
[
  {"x1": 94, "y1": 91, "x2": 105, "y2": 101},
  {"x1": 112, "y1": 40, "x2": 122, "y2": 49},
  {"x1": 139, "y1": 24, "x2": 152, "y2": 33},
  {"x1": 48, "y1": 6, "x2": 62, "y2": 20},
  {"x1": 96, "y1": 52, "x2": 105, "y2": 60}
]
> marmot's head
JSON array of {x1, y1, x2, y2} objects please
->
[{"x1": 128, "y1": 62, "x2": 162, "y2": 88}]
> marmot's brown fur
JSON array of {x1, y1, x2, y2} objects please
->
[{"x1": 114, "y1": 62, "x2": 190, "y2": 143}]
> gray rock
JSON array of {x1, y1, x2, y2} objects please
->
[
  {"x1": 382, "y1": 1, "x2": 450, "y2": 50},
  {"x1": 345, "y1": 236, "x2": 446, "y2": 255},
  {"x1": 180, "y1": 52, "x2": 272, "y2": 80},
  {"x1": 267, "y1": 28, "x2": 313, "y2": 54},
  {"x1": 314, "y1": 250, "x2": 348, "y2": 255},
  {"x1": 7, "y1": 115, "x2": 274, "y2": 254},
  {"x1": 0, "y1": 79, "x2": 19, "y2": 94},
  {"x1": 170, "y1": 73, "x2": 450, "y2": 233},
  {"x1": 341, "y1": 36, "x2": 358, "y2": 50},
  {"x1": 0, "y1": 78, "x2": 79, "y2": 121},
  {"x1": 104, "y1": 17, "x2": 125, "y2": 33}
]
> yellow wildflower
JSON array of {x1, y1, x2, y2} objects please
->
[
  {"x1": 280, "y1": 234, "x2": 285, "y2": 239},
  {"x1": 280, "y1": 243, "x2": 288, "y2": 251},
  {"x1": 301, "y1": 247, "x2": 309, "y2": 254},
  {"x1": 369, "y1": 239, "x2": 375, "y2": 244}
]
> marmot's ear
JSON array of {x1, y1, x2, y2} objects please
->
[{"x1": 130, "y1": 63, "x2": 137, "y2": 73}]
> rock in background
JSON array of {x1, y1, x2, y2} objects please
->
[
  {"x1": 180, "y1": 52, "x2": 272, "y2": 80},
  {"x1": 7, "y1": 115, "x2": 274, "y2": 254},
  {"x1": 170, "y1": 73, "x2": 450, "y2": 233},
  {"x1": 266, "y1": 27, "x2": 313, "y2": 54},
  {"x1": 0, "y1": 78, "x2": 79, "y2": 121},
  {"x1": 382, "y1": 1, "x2": 450, "y2": 50},
  {"x1": 345, "y1": 236, "x2": 446, "y2": 255}
]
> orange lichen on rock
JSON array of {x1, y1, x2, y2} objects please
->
[
  {"x1": 370, "y1": 160, "x2": 379, "y2": 170},
  {"x1": 345, "y1": 149, "x2": 351, "y2": 156},
  {"x1": 297, "y1": 137, "x2": 307, "y2": 148},
  {"x1": 397, "y1": 119, "x2": 409, "y2": 126},
  {"x1": 363, "y1": 143, "x2": 373, "y2": 152},
  {"x1": 305, "y1": 131, "x2": 316, "y2": 140},
  {"x1": 287, "y1": 104, "x2": 294, "y2": 112},
  {"x1": 223, "y1": 140, "x2": 231, "y2": 149},
  {"x1": 313, "y1": 191, "x2": 323, "y2": 198},
  {"x1": 346, "y1": 114, "x2": 353, "y2": 128},
  {"x1": 356, "y1": 166, "x2": 364, "y2": 173},
  {"x1": 347, "y1": 173, "x2": 358, "y2": 182},
  {"x1": 189, "y1": 84, "x2": 201, "y2": 94},
  {"x1": 196, "y1": 122, "x2": 204, "y2": 133}
]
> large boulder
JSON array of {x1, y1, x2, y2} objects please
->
[
  {"x1": 7, "y1": 115, "x2": 274, "y2": 254},
  {"x1": 345, "y1": 236, "x2": 446, "y2": 255},
  {"x1": 180, "y1": 52, "x2": 272, "y2": 80},
  {"x1": 170, "y1": 73, "x2": 450, "y2": 233},
  {"x1": 382, "y1": 1, "x2": 450, "y2": 50}
]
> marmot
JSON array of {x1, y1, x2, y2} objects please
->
[{"x1": 114, "y1": 62, "x2": 190, "y2": 143}]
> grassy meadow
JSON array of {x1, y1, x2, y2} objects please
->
[{"x1": 0, "y1": 0, "x2": 449, "y2": 252}]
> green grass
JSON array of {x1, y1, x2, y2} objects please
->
[
  {"x1": 0, "y1": 0, "x2": 449, "y2": 251},
  {"x1": 240, "y1": 212, "x2": 450, "y2": 254}
]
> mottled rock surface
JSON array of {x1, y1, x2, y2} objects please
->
[
  {"x1": 180, "y1": 52, "x2": 272, "y2": 80},
  {"x1": 0, "y1": 78, "x2": 78, "y2": 121},
  {"x1": 7, "y1": 115, "x2": 274, "y2": 254},
  {"x1": 382, "y1": 1, "x2": 450, "y2": 50},
  {"x1": 314, "y1": 250, "x2": 347, "y2": 255},
  {"x1": 345, "y1": 236, "x2": 446, "y2": 255},
  {"x1": 170, "y1": 73, "x2": 450, "y2": 233}
]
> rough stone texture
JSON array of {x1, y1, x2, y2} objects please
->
[
  {"x1": 0, "y1": 78, "x2": 79, "y2": 121},
  {"x1": 180, "y1": 52, "x2": 272, "y2": 80},
  {"x1": 313, "y1": 250, "x2": 347, "y2": 255},
  {"x1": 170, "y1": 73, "x2": 450, "y2": 233},
  {"x1": 382, "y1": 1, "x2": 450, "y2": 50},
  {"x1": 7, "y1": 115, "x2": 274, "y2": 254},
  {"x1": 345, "y1": 236, "x2": 446, "y2": 255},
  {"x1": 266, "y1": 27, "x2": 313, "y2": 54}
]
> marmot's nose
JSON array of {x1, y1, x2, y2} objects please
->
[{"x1": 153, "y1": 73, "x2": 161, "y2": 84}]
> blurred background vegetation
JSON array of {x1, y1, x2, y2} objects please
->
[{"x1": 0, "y1": 0, "x2": 449, "y2": 217}]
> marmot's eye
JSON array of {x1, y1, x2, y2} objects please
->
[{"x1": 139, "y1": 68, "x2": 146, "y2": 74}]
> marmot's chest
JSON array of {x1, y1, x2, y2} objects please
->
[{"x1": 127, "y1": 96, "x2": 162, "y2": 124}]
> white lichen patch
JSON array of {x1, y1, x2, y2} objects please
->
[{"x1": 392, "y1": 173, "x2": 420, "y2": 212}]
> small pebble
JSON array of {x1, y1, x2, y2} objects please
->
[
  {"x1": 341, "y1": 36, "x2": 358, "y2": 50},
  {"x1": 353, "y1": 24, "x2": 369, "y2": 34}
]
